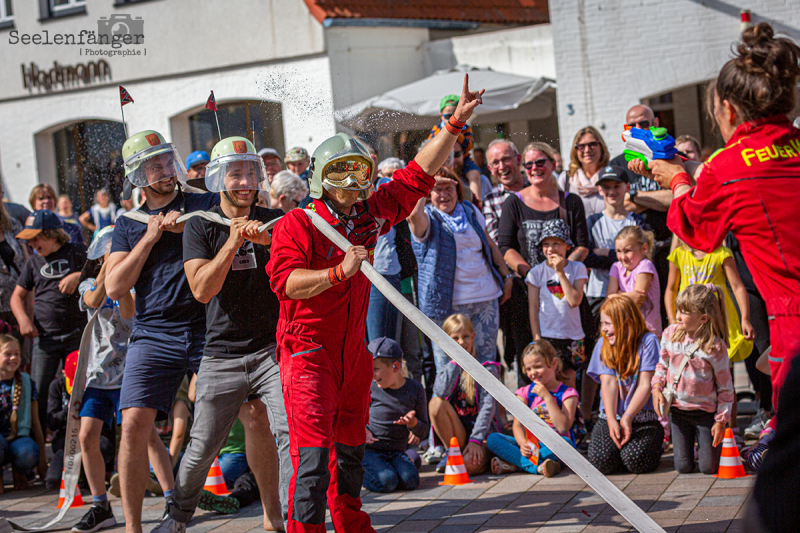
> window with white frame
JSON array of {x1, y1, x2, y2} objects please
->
[
  {"x1": 50, "y1": 0, "x2": 85, "y2": 12},
  {"x1": 0, "y1": 0, "x2": 13, "y2": 24}
]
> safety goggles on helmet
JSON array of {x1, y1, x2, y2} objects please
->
[
  {"x1": 322, "y1": 156, "x2": 373, "y2": 191},
  {"x1": 204, "y1": 153, "x2": 269, "y2": 193},
  {"x1": 87, "y1": 225, "x2": 115, "y2": 260},
  {"x1": 124, "y1": 143, "x2": 187, "y2": 188}
]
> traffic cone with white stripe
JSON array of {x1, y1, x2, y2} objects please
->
[
  {"x1": 203, "y1": 457, "x2": 229, "y2": 495},
  {"x1": 715, "y1": 427, "x2": 748, "y2": 479},
  {"x1": 439, "y1": 437, "x2": 471, "y2": 486},
  {"x1": 56, "y1": 468, "x2": 84, "y2": 508}
]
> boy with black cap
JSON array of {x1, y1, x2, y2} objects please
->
[
  {"x1": 10, "y1": 210, "x2": 88, "y2": 427},
  {"x1": 364, "y1": 337, "x2": 430, "y2": 493},
  {"x1": 585, "y1": 166, "x2": 649, "y2": 304}
]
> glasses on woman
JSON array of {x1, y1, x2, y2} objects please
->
[
  {"x1": 441, "y1": 113, "x2": 453, "y2": 120},
  {"x1": 575, "y1": 141, "x2": 600, "y2": 152},
  {"x1": 522, "y1": 158, "x2": 551, "y2": 170}
]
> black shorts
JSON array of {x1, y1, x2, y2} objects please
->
[{"x1": 542, "y1": 337, "x2": 585, "y2": 372}]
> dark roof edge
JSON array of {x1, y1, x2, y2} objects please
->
[{"x1": 322, "y1": 18, "x2": 481, "y2": 30}]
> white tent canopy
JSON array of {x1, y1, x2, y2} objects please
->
[{"x1": 334, "y1": 65, "x2": 556, "y2": 132}]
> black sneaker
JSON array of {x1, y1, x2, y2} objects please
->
[
  {"x1": 71, "y1": 504, "x2": 117, "y2": 533},
  {"x1": 198, "y1": 489, "x2": 240, "y2": 515}
]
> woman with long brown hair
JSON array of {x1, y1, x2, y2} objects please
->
[{"x1": 586, "y1": 294, "x2": 663, "y2": 474}]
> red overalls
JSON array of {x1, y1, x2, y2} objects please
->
[
  {"x1": 266, "y1": 161, "x2": 434, "y2": 532},
  {"x1": 667, "y1": 115, "x2": 800, "y2": 417}
]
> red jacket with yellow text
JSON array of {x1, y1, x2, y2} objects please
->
[
  {"x1": 267, "y1": 160, "x2": 435, "y2": 357},
  {"x1": 668, "y1": 115, "x2": 800, "y2": 318}
]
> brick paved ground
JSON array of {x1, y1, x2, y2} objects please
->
[
  {"x1": 1, "y1": 450, "x2": 753, "y2": 533},
  {"x1": 2, "y1": 364, "x2": 758, "y2": 532}
]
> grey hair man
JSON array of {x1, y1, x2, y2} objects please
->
[
  {"x1": 269, "y1": 170, "x2": 310, "y2": 213},
  {"x1": 482, "y1": 139, "x2": 526, "y2": 243}
]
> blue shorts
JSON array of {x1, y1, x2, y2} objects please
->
[
  {"x1": 119, "y1": 328, "x2": 204, "y2": 417},
  {"x1": 80, "y1": 387, "x2": 121, "y2": 427}
]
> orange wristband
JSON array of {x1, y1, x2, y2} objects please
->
[
  {"x1": 328, "y1": 267, "x2": 340, "y2": 286},
  {"x1": 670, "y1": 172, "x2": 692, "y2": 193}
]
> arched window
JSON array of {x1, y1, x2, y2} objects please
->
[
  {"x1": 189, "y1": 100, "x2": 285, "y2": 156},
  {"x1": 52, "y1": 120, "x2": 126, "y2": 214}
]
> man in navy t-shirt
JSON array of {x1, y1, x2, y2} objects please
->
[{"x1": 104, "y1": 130, "x2": 218, "y2": 532}]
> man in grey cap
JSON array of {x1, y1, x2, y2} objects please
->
[
  {"x1": 284, "y1": 147, "x2": 312, "y2": 207},
  {"x1": 258, "y1": 148, "x2": 283, "y2": 184}
]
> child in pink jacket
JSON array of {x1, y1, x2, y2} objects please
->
[{"x1": 652, "y1": 284, "x2": 733, "y2": 474}]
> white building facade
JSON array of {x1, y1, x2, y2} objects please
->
[{"x1": 549, "y1": 0, "x2": 800, "y2": 158}]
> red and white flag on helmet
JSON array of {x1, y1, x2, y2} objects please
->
[
  {"x1": 206, "y1": 91, "x2": 217, "y2": 112},
  {"x1": 119, "y1": 85, "x2": 134, "y2": 106}
]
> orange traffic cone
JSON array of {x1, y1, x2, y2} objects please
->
[
  {"x1": 203, "y1": 457, "x2": 229, "y2": 495},
  {"x1": 56, "y1": 469, "x2": 84, "y2": 508},
  {"x1": 715, "y1": 427, "x2": 748, "y2": 479},
  {"x1": 439, "y1": 437, "x2": 471, "y2": 486}
]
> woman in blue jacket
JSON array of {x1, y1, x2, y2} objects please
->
[{"x1": 408, "y1": 167, "x2": 512, "y2": 375}]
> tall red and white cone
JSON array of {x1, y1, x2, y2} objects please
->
[
  {"x1": 203, "y1": 457, "x2": 229, "y2": 495},
  {"x1": 439, "y1": 437, "x2": 471, "y2": 486},
  {"x1": 56, "y1": 468, "x2": 84, "y2": 508},
  {"x1": 715, "y1": 427, "x2": 748, "y2": 479}
]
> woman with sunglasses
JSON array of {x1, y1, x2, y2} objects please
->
[
  {"x1": 497, "y1": 142, "x2": 591, "y2": 384},
  {"x1": 558, "y1": 126, "x2": 611, "y2": 218}
]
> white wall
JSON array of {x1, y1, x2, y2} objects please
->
[
  {"x1": 549, "y1": 0, "x2": 800, "y2": 157},
  {"x1": 0, "y1": 0, "x2": 324, "y2": 100},
  {"x1": 325, "y1": 26, "x2": 430, "y2": 110},
  {"x1": 0, "y1": 55, "x2": 336, "y2": 204},
  {"x1": 424, "y1": 24, "x2": 556, "y2": 79}
]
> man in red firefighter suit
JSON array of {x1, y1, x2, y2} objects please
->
[
  {"x1": 638, "y1": 91, "x2": 800, "y2": 426},
  {"x1": 266, "y1": 77, "x2": 485, "y2": 532}
]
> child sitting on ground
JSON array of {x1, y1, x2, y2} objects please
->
[
  {"x1": 0, "y1": 334, "x2": 47, "y2": 493},
  {"x1": 526, "y1": 219, "x2": 588, "y2": 389},
  {"x1": 487, "y1": 340, "x2": 578, "y2": 477},
  {"x1": 652, "y1": 284, "x2": 734, "y2": 474},
  {"x1": 429, "y1": 314, "x2": 499, "y2": 476},
  {"x1": 363, "y1": 337, "x2": 430, "y2": 493}
]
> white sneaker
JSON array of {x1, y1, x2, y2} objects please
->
[
  {"x1": 150, "y1": 518, "x2": 186, "y2": 533},
  {"x1": 422, "y1": 446, "x2": 445, "y2": 465},
  {"x1": 745, "y1": 408, "x2": 768, "y2": 440}
]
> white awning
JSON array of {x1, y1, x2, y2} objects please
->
[{"x1": 334, "y1": 65, "x2": 556, "y2": 132}]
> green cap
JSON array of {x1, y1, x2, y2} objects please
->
[{"x1": 439, "y1": 94, "x2": 459, "y2": 112}]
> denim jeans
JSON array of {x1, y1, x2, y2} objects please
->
[
  {"x1": 433, "y1": 298, "x2": 499, "y2": 376},
  {"x1": 0, "y1": 435, "x2": 39, "y2": 473},
  {"x1": 670, "y1": 408, "x2": 721, "y2": 474},
  {"x1": 486, "y1": 432, "x2": 568, "y2": 475},
  {"x1": 361, "y1": 448, "x2": 419, "y2": 493},
  {"x1": 218, "y1": 452, "x2": 248, "y2": 488},
  {"x1": 366, "y1": 274, "x2": 403, "y2": 343}
]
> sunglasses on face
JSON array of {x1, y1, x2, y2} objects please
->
[
  {"x1": 523, "y1": 158, "x2": 551, "y2": 170},
  {"x1": 442, "y1": 113, "x2": 453, "y2": 120},
  {"x1": 626, "y1": 120, "x2": 651, "y2": 129},
  {"x1": 453, "y1": 151, "x2": 463, "y2": 158},
  {"x1": 575, "y1": 141, "x2": 600, "y2": 152}
]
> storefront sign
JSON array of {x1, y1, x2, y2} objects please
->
[{"x1": 21, "y1": 60, "x2": 111, "y2": 90}]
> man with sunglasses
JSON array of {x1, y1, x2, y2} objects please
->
[
  {"x1": 104, "y1": 131, "x2": 218, "y2": 533},
  {"x1": 609, "y1": 105, "x2": 674, "y2": 323},
  {"x1": 267, "y1": 76, "x2": 484, "y2": 533}
]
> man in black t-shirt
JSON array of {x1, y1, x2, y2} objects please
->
[
  {"x1": 154, "y1": 137, "x2": 289, "y2": 533},
  {"x1": 11, "y1": 209, "x2": 87, "y2": 425}
]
